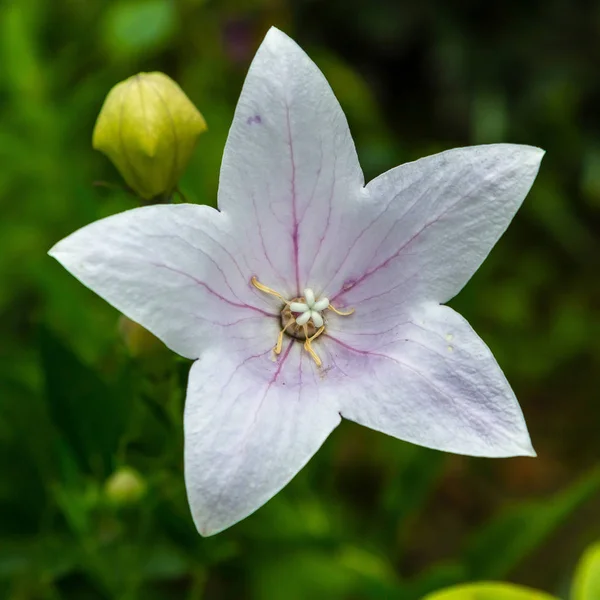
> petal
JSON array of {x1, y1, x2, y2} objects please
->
[
  {"x1": 49, "y1": 204, "x2": 278, "y2": 359},
  {"x1": 325, "y1": 303, "x2": 534, "y2": 457},
  {"x1": 218, "y1": 27, "x2": 364, "y2": 297},
  {"x1": 184, "y1": 342, "x2": 340, "y2": 535},
  {"x1": 324, "y1": 144, "x2": 543, "y2": 311}
]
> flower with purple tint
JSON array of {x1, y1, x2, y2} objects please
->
[{"x1": 49, "y1": 28, "x2": 544, "y2": 536}]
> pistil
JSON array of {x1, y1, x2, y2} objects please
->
[{"x1": 251, "y1": 276, "x2": 354, "y2": 366}]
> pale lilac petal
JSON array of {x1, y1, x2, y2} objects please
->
[
  {"x1": 184, "y1": 342, "x2": 340, "y2": 536},
  {"x1": 324, "y1": 303, "x2": 534, "y2": 457},
  {"x1": 324, "y1": 145, "x2": 543, "y2": 312},
  {"x1": 49, "y1": 204, "x2": 278, "y2": 359},
  {"x1": 218, "y1": 27, "x2": 364, "y2": 298}
]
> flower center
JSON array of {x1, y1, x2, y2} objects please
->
[
  {"x1": 281, "y1": 301, "x2": 316, "y2": 340},
  {"x1": 283, "y1": 288, "x2": 329, "y2": 339},
  {"x1": 251, "y1": 277, "x2": 354, "y2": 367}
]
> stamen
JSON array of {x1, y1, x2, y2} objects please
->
[
  {"x1": 275, "y1": 318, "x2": 295, "y2": 354},
  {"x1": 251, "y1": 276, "x2": 288, "y2": 303},
  {"x1": 303, "y1": 324, "x2": 325, "y2": 367},
  {"x1": 308, "y1": 325, "x2": 325, "y2": 344},
  {"x1": 251, "y1": 277, "x2": 355, "y2": 368},
  {"x1": 328, "y1": 303, "x2": 355, "y2": 316}
]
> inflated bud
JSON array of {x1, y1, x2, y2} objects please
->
[
  {"x1": 104, "y1": 467, "x2": 147, "y2": 506},
  {"x1": 92, "y1": 72, "x2": 207, "y2": 200}
]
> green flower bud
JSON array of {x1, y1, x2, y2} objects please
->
[
  {"x1": 92, "y1": 72, "x2": 207, "y2": 200},
  {"x1": 104, "y1": 467, "x2": 147, "y2": 506}
]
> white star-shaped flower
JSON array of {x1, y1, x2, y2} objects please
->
[{"x1": 49, "y1": 28, "x2": 544, "y2": 536}]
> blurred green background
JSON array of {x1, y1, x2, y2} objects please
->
[{"x1": 1, "y1": 0, "x2": 599, "y2": 598}]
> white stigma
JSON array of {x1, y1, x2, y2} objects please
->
[
  {"x1": 251, "y1": 276, "x2": 355, "y2": 367},
  {"x1": 290, "y1": 288, "x2": 329, "y2": 328}
]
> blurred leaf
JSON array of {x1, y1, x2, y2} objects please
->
[
  {"x1": 403, "y1": 563, "x2": 468, "y2": 599},
  {"x1": 472, "y1": 89, "x2": 507, "y2": 144},
  {"x1": 0, "y1": 536, "x2": 79, "y2": 582},
  {"x1": 572, "y1": 542, "x2": 600, "y2": 600},
  {"x1": 102, "y1": 0, "x2": 177, "y2": 58},
  {"x1": 581, "y1": 145, "x2": 600, "y2": 208},
  {"x1": 0, "y1": 0, "x2": 44, "y2": 100},
  {"x1": 526, "y1": 175, "x2": 596, "y2": 260},
  {"x1": 314, "y1": 48, "x2": 398, "y2": 176},
  {"x1": 139, "y1": 542, "x2": 191, "y2": 581},
  {"x1": 338, "y1": 545, "x2": 397, "y2": 585},
  {"x1": 463, "y1": 468, "x2": 600, "y2": 579},
  {"x1": 383, "y1": 446, "x2": 446, "y2": 540},
  {"x1": 0, "y1": 378, "x2": 56, "y2": 534},
  {"x1": 422, "y1": 581, "x2": 558, "y2": 600},
  {"x1": 39, "y1": 326, "x2": 131, "y2": 474},
  {"x1": 250, "y1": 549, "x2": 364, "y2": 600}
]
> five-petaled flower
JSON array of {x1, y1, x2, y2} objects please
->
[{"x1": 49, "y1": 28, "x2": 544, "y2": 536}]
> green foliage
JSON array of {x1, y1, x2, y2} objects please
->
[
  {"x1": 102, "y1": 0, "x2": 177, "y2": 59},
  {"x1": 0, "y1": 0, "x2": 598, "y2": 598},
  {"x1": 572, "y1": 543, "x2": 600, "y2": 600},
  {"x1": 424, "y1": 536, "x2": 600, "y2": 599},
  {"x1": 40, "y1": 327, "x2": 131, "y2": 474},
  {"x1": 463, "y1": 469, "x2": 600, "y2": 580},
  {"x1": 423, "y1": 582, "x2": 558, "y2": 600}
]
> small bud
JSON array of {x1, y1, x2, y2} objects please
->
[
  {"x1": 104, "y1": 467, "x2": 146, "y2": 506},
  {"x1": 92, "y1": 72, "x2": 207, "y2": 200}
]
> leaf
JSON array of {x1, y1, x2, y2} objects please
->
[
  {"x1": 39, "y1": 326, "x2": 131, "y2": 475},
  {"x1": 0, "y1": 535, "x2": 80, "y2": 583},
  {"x1": 422, "y1": 581, "x2": 558, "y2": 600},
  {"x1": 382, "y1": 445, "x2": 446, "y2": 537},
  {"x1": 102, "y1": 0, "x2": 176, "y2": 58},
  {"x1": 571, "y1": 542, "x2": 600, "y2": 600},
  {"x1": 0, "y1": 378, "x2": 57, "y2": 533},
  {"x1": 463, "y1": 467, "x2": 600, "y2": 579},
  {"x1": 403, "y1": 562, "x2": 468, "y2": 599},
  {"x1": 0, "y1": 1, "x2": 44, "y2": 99},
  {"x1": 250, "y1": 550, "x2": 365, "y2": 600}
]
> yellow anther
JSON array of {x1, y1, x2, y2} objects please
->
[
  {"x1": 303, "y1": 324, "x2": 325, "y2": 367},
  {"x1": 251, "y1": 277, "x2": 354, "y2": 368},
  {"x1": 308, "y1": 325, "x2": 326, "y2": 343},
  {"x1": 328, "y1": 303, "x2": 355, "y2": 316},
  {"x1": 251, "y1": 276, "x2": 289, "y2": 303},
  {"x1": 275, "y1": 318, "x2": 295, "y2": 355}
]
